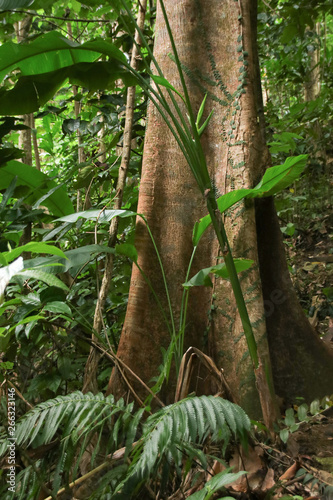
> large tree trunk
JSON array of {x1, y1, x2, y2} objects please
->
[{"x1": 108, "y1": 0, "x2": 333, "y2": 415}]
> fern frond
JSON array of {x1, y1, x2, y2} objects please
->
[
  {"x1": 0, "y1": 391, "x2": 138, "y2": 499},
  {"x1": 0, "y1": 392, "x2": 250, "y2": 499},
  {"x1": 16, "y1": 462, "x2": 41, "y2": 500},
  {"x1": 0, "y1": 392, "x2": 134, "y2": 455},
  {"x1": 117, "y1": 395, "x2": 250, "y2": 495},
  {"x1": 124, "y1": 407, "x2": 144, "y2": 461}
]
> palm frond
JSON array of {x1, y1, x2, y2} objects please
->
[
  {"x1": 117, "y1": 395, "x2": 250, "y2": 495},
  {"x1": 0, "y1": 391, "x2": 137, "y2": 498},
  {"x1": 0, "y1": 392, "x2": 250, "y2": 499}
]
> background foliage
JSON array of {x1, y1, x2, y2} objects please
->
[{"x1": 0, "y1": 0, "x2": 332, "y2": 498}]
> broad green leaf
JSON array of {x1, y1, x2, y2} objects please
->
[
  {"x1": 192, "y1": 215, "x2": 211, "y2": 247},
  {"x1": 187, "y1": 470, "x2": 246, "y2": 499},
  {"x1": 281, "y1": 222, "x2": 295, "y2": 237},
  {"x1": 0, "y1": 62, "x2": 137, "y2": 115},
  {"x1": 268, "y1": 142, "x2": 294, "y2": 154},
  {"x1": 0, "y1": 32, "x2": 134, "y2": 114},
  {"x1": 115, "y1": 244, "x2": 138, "y2": 263},
  {"x1": 21, "y1": 293, "x2": 41, "y2": 307},
  {"x1": 290, "y1": 423, "x2": 299, "y2": 433},
  {"x1": 0, "y1": 0, "x2": 34, "y2": 8},
  {"x1": 280, "y1": 428, "x2": 289, "y2": 443},
  {"x1": 213, "y1": 259, "x2": 253, "y2": 277},
  {"x1": 67, "y1": 61, "x2": 137, "y2": 91},
  {"x1": 18, "y1": 270, "x2": 68, "y2": 291},
  {"x1": 151, "y1": 75, "x2": 186, "y2": 103},
  {"x1": 43, "y1": 302, "x2": 72, "y2": 316},
  {"x1": 40, "y1": 287, "x2": 66, "y2": 304},
  {"x1": 217, "y1": 188, "x2": 251, "y2": 213},
  {"x1": 195, "y1": 155, "x2": 308, "y2": 244},
  {"x1": 11, "y1": 314, "x2": 44, "y2": 330},
  {"x1": 309, "y1": 399, "x2": 320, "y2": 415},
  {"x1": 185, "y1": 490, "x2": 206, "y2": 500},
  {"x1": 0, "y1": 328, "x2": 12, "y2": 351},
  {"x1": 24, "y1": 245, "x2": 117, "y2": 274},
  {"x1": 273, "y1": 132, "x2": 303, "y2": 141},
  {"x1": 32, "y1": 185, "x2": 65, "y2": 211},
  {"x1": 56, "y1": 209, "x2": 136, "y2": 223},
  {"x1": 281, "y1": 23, "x2": 298, "y2": 44},
  {"x1": 184, "y1": 268, "x2": 214, "y2": 289},
  {"x1": 0, "y1": 31, "x2": 126, "y2": 82},
  {"x1": 183, "y1": 259, "x2": 253, "y2": 288},
  {"x1": 0, "y1": 298, "x2": 21, "y2": 317},
  {"x1": 0, "y1": 361, "x2": 13, "y2": 370},
  {"x1": 297, "y1": 404, "x2": 308, "y2": 422},
  {"x1": 0, "y1": 315, "x2": 45, "y2": 348},
  {"x1": 3, "y1": 243, "x2": 66, "y2": 263},
  {"x1": 284, "y1": 408, "x2": 295, "y2": 427},
  {"x1": 0, "y1": 161, "x2": 74, "y2": 217},
  {"x1": 0, "y1": 177, "x2": 17, "y2": 213},
  {"x1": 0, "y1": 70, "x2": 67, "y2": 115},
  {"x1": 203, "y1": 470, "x2": 246, "y2": 492},
  {"x1": 2, "y1": 231, "x2": 21, "y2": 247},
  {"x1": 249, "y1": 155, "x2": 308, "y2": 198}
]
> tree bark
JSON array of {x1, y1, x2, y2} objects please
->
[
  {"x1": 108, "y1": 0, "x2": 333, "y2": 415},
  {"x1": 304, "y1": 23, "x2": 321, "y2": 102},
  {"x1": 256, "y1": 196, "x2": 333, "y2": 404},
  {"x1": 108, "y1": 0, "x2": 270, "y2": 415}
]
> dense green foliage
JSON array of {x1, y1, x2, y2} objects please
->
[
  {"x1": 0, "y1": 0, "x2": 332, "y2": 498},
  {"x1": 0, "y1": 391, "x2": 250, "y2": 498}
]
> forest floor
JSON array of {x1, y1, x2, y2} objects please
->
[
  {"x1": 208, "y1": 405, "x2": 333, "y2": 500},
  {"x1": 287, "y1": 205, "x2": 333, "y2": 345},
  {"x1": 171, "y1": 407, "x2": 333, "y2": 499}
]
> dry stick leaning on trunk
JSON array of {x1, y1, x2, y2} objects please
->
[
  {"x1": 90, "y1": 339, "x2": 165, "y2": 409},
  {"x1": 82, "y1": 0, "x2": 148, "y2": 394},
  {"x1": 44, "y1": 443, "x2": 137, "y2": 500}
]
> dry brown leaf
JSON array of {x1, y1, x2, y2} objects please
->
[
  {"x1": 279, "y1": 460, "x2": 298, "y2": 481},
  {"x1": 261, "y1": 468, "x2": 275, "y2": 492},
  {"x1": 248, "y1": 470, "x2": 267, "y2": 491},
  {"x1": 205, "y1": 459, "x2": 226, "y2": 480},
  {"x1": 228, "y1": 446, "x2": 266, "y2": 492}
]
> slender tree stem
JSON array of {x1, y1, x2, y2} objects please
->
[{"x1": 82, "y1": 0, "x2": 148, "y2": 394}]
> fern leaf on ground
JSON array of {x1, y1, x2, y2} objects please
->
[
  {"x1": 119, "y1": 395, "x2": 250, "y2": 494},
  {"x1": 0, "y1": 391, "x2": 137, "y2": 499},
  {"x1": 0, "y1": 392, "x2": 250, "y2": 499}
]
